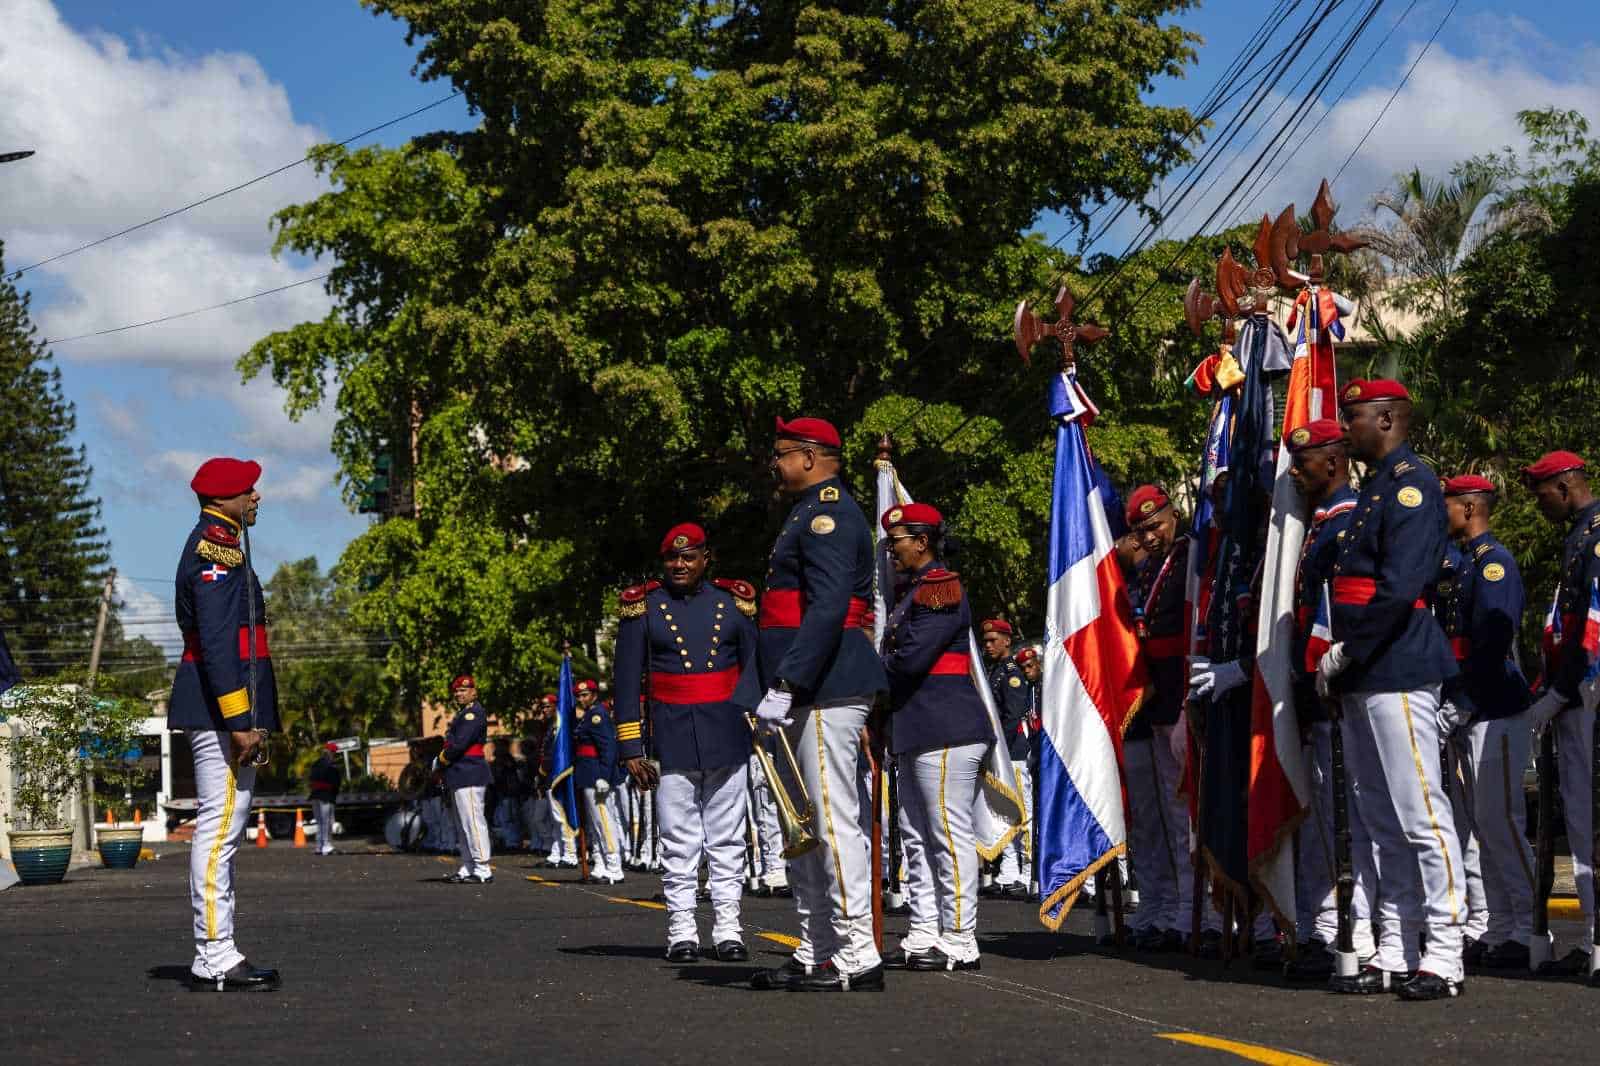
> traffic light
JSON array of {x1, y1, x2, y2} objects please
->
[{"x1": 358, "y1": 452, "x2": 392, "y2": 515}]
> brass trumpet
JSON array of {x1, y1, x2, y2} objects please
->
[{"x1": 748, "y1": 717, "x2": 820, "y2": 859}]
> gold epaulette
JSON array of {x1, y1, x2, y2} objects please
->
[
  {"x1": 196, "y1": 539, "x2": 244, "y2": 568},
  {"x1": 619, "y1": 580, "x2": 661, "y2": 619},
  {"x1": 914, "y1": 569, "x2": 963, "y2": 610},
  {"x1": 712, "y1": 578, "x2": 758, "y2": 618}
]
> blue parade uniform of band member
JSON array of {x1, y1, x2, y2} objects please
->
[
  {"x1": 308, "y1": 746, "x2": 342, "y2": 856},
  {"x1": 614, "y1": 556, "x2": 759, "y2": 955},
  {"x1": 438, "y1": 695, "x2": 494, "y2": 882},
  {"x1": 739, "y1": 469, "x2": 888, "y2": 987},
  {"x1": 882, "y1": 559, "x2": 993, "y2": 969},
  {"x1": 1326, "y1": 428, "x2": 1465, "y2": 988},
  {"x1": 574, "y1": 692, "x2": 626, "y2": 882},
  {"x1": 167, "y1": 457, "x2": 279, "y2": 990},
  {"x1": 984, "y1": 646, "x2": 1031, "y2": 892}
]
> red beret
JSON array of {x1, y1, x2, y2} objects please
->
[
  {"x1": 450, "y1": 674, "x2": 475, "y2": 691},
  {"x1": 1125, "y1": 484, "x2": 1171, "y2": 526},
  {"x1": 575, "y1": 679, "x2": 598, "y2": 694},
  {"x1": 1286, "y1": 419, "x2": 1344, "y2": 454},
  {"x1": 1443, "y1": 474, "x2": 1497, "y2": 496},
  {"x1": 1523, "y1": 450, "x2": 1586, "y2": 484},
  {"x1": 190, "y1": 457, "x2": 261, "y2": 498},
  {"x1": 324, "y1": 741, "x2": 339, "y2": 753},
  {"x1": 980, "y1": 618, "x2": 1013, "y2": 636},
  {"x1": 1339, "y1": 378, "x2": 1411, "y2": 406},
  {"x1": 774, "y1": 416, "x2": 841, "y2": 448},
  {"x1": 541, "y1": 693, "x2": 557, "y2": 703},
  {"x1": 1014, "y1": 646, "x2": 1038, "y2": 664},
  {"x1": 659, "y1": 522, "x2": 706, "y2": 556},
  {"x1": 881, "y1": 502, "x2": 943, "y2": 531}
]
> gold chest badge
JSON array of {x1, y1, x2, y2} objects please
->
[
  {"x1": 810, "y1": 515, "x2": 836, "y2": 535},
  {"x1": 1396, "y1": 486, "x2": 1422, "y2": 508}
]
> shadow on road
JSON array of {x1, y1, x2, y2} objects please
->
[
  {"x1": 559, "y1": 944, "x2": 670, "y2": 960},
  {"x1": 145, "y1": 965, "x2": 193, "y2": 987}
]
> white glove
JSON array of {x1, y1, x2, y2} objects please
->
[
  {"x1": 1315, "y1": 643, "x2": 1350, "y2": 702},
  {"x1": 430, "y1": 756, "x2": 442, "y2": 773},
  {"x1": 1528, "y1": 689, "x2": 1569, "y2": 733},
  {"x1": 1189, "y1": 657, "x2": 1246, "y2": 700},
  {"x1": 594, "y1": 778, "x2": 611, "y2": 798},
  {"x1": 755, "y1": 688, "x2": 794, "y2": 732},
  {"x1": 1437, "y1": 699, "x2": 1467, "y2": 739}
]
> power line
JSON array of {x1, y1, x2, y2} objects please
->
[
  {"x1": 6, "y1": 91, "x2": 465, "y2": 281},
  {"x1": 43, "y1": 274, "x2": 330, "y2": 346}
]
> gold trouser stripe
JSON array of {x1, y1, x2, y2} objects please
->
[
  {"x1": 1400, "y1": 692, "x2": 1460, "y2": 924},
  {"x1": 204, "y1": 760, "x2": 237, "y2": 940},
  {"x1": 813, "y1": 709, "x2": 849, "y2": 919},
  {"x1": 1502, "y1": 732, "x2": 1537, "y2": 891},
  {"x1": 939, "y1": 747, "x2": 962, "y2": 929}
]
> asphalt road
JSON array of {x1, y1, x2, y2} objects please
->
[{"x1": 2, "y1": 842, "x2": 1595, "y2": 1066}]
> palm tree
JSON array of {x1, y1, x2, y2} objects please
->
[{"x1": 1362, "y1": 164, "x2": 1508, "y2": 321}]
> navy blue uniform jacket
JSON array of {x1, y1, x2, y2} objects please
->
[
  {"x1": 738, "y1": 477, "x2": 887, "y2": 705},
  {"x1": 613, "y1": 577, "x2": 758, "y2": 773},
  {"x1": 574, "y1": 702, "x2": 622, "y2": 789},
  {"x1": 1549, "y1": 500, "x2": 1600, "y2": 704},
  {"x1": 1330, "y1": 444, "x2": 1457, "y2": 693},
  {"x1": 308, "y1": 754, "x2": 342, "y2": 800},
  {"x1": 1293, "y1": 486, "x2": 1356, "y2": 724},
  {"x1": 880, "y1": 563, "x2": 993, "y2": 758},
  {"x1": 438, "y1": 701, "x2": 491, "y2": 789},
  {"x1": 1436, "y1": 533, "x2": 1530, "y2": 721},
  {"x1": 1129, "y1": 534, "x2": 1191, "y2": 739},
  {"x1": 986, "y1": 655, "x2": 1032, "y2": 762},
  {"x1": 167, "y1": 509, "x2": 280, "y2": 733}
]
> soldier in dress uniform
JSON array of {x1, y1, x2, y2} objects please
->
[
  {"x1": 308, "y1": 741, "x2": 341, "y2": 856},
  {"x1": 1278, "y1": 420, "x2": 1378, "y2": 980},
  {"x1": 613, "y1": 522, "x2": 759, "y2": 962},
  {"x1": 978, "y1": 619, "x2": 1031, "y2": 898},
  {"x1": 1123, "y1": 484, "x2": 1197, "y2": 952},
  {"x1": 574, "y1": 679, "x2": 626, "y2": 884},
  {"x1": 1523, "y1": 450, "x2": 1600, "y2": 975},
  {"x1": 1015, "y1": 645, "x2": 1043, "y2": 894},
  {"x1": 436, "y1": 675, "x2": 494, "y2": 884},
  {"x1": 1317, "y1": 379, "x2": 1465, "y2": 999},
  {"x1": 1437, "y1": 473, "x2": 1534, "y2": 971},
  {"x1": 536, "y1": 693, "x2": 579, "y2": 868},
  {"x1": 878, "y1": 503, "x2": 994, "y2": 971},
  {"x1": 743, "y1": 416, "x2": 888, "y2": 992},
  {"x1": 170, "y1": 457, "x2": 280, "y2": 991}
]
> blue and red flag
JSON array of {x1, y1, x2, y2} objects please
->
[
  {"x1": 550, "y1": 652, "x2": 580, "y2": 829},
  {"x1": 1037, "y1": 369, "x2": 1149, "y2": 930}
]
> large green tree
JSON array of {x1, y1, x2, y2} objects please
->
[{"x1": 243, "y1": 0, "x2": 1205, "y2": 701}]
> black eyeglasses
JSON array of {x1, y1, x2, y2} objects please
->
[
  {"x1": 770, "y1": 445, "x2": 810, "y2": 461},
  {"x1": 884, "y1": 533, "x2": 922, "y2": 543}
]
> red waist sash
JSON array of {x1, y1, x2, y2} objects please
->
[
  {"x1": 463, "y1": 744, "x2": 485, "y2": 758},
  {"x1": 928, "y1": 651, "x2": 970, "y2": 677},
  {"x1": 575, "y1": 744, "x2": 599, "y2": 758},
  {"x1": 649, "y1": 667, "x2": 740, "y2": 704},
  {"x1": 759, "y1": 589, "x2": 874, "y2": 631},
  {"x1": 181, "y1": 626, "x2": 271, "y2": 662},
  {"x1": 1143, "y1": 634, "x2": 1186, "y2": 659},
  {"x1": 1450, "y1": 636, "x2": 1471, "y2": 661},
  {"x1": 1331, "y1": 576, "x2": 1426, "y2": 609}
]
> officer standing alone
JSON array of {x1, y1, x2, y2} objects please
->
[
  {"x1": 308, "y1": 741, "x2": 342, "y2": 856},
  {"x1": 436, "y1": 675, "x2": 494, "y2": 884}
]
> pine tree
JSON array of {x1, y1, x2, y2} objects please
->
[{"x1": 0, "y1": 240, "x2": 112, "y2": 679}]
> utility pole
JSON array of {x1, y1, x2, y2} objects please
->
[{"x1": 77, "y1": 569, "x2": 116, "y2": 851}]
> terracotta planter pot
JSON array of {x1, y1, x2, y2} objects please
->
[
  {"x1": 7, "y1": 827, "x2": 73, "y2": 885},
  {"x1": 95, "y1": 825, "x2": 144, "y2": 869}
]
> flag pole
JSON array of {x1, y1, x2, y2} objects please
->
[{"x1": 565, "y1": 640, "x2": 590, "y2": 882}]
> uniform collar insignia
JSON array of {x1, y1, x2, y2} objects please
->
[{"x1": 201, "y1": 507, "x2": 241, "y2": 531}]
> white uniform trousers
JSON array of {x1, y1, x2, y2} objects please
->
[
  {"x1": 1342, "y1": 686, "x2": 1465, "y2": 980},
  {"x1": 1123, "y1": 726, "x2": 1196, "y2": 932},
  {"x1": 1555, "y1": 707, "x2": 1595, "y2": 946},
  {"x1": 776, "y1": 701, "x2": 881, "y2": 975},
  {"x1": 1451, "y1": 713, "x2": 1536, "y2": 946},
  {"x1": 1445, "y1": 728, "x2": 1488, "y2": 941},
  {"x1": 659, "y1": 764, "x2": 748, "y2": 945},
  {"x1": 313, "y1": 798, "x2": 336, "y2": 855},
  {"x1": 186, "y1": 730, "x2": 257, "y2": 979},
  {"x1": 1294, "y1": 721, "x2": 1377, "y2": 953},
  {"x1": 748, "y1": 753, "x2": 788, "y2": 886},
  {"x1": 543, "y1": 794, "x2": 578, "y2": 863},
  {"x1": 447, "y1": 785, "x2": 493, "y2": 879},
  {"x1": 996, "y1": 765, "x2": 1032, "y2": 887},
  {"x1": 899, "y1": 742, "x2": 987, "y2": 962},
  {"x1": 582, "y1": 786, "x2": 625, "y2": 880}
]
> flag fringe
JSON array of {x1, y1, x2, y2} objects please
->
[{"x1": 1037, "y1": 844, "x2": 1125, "y2": 932}]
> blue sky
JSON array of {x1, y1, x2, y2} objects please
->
[{"x1": 2, "y1": 0, "x2": 1597, "y2": 655}]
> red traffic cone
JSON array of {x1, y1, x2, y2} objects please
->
[
  {"x1": 293, "y1": 809, "x2": 307, "y2": 849},
  {"x1": 255, "y1": 810, "x2": 269, "y2": 848}
]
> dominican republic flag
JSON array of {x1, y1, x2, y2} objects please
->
[
  {"x1": 1304, "y1": 583, "x2": 1333, "y2": 675},
  {"x1": 1037, "y1": 369, "x2": 1148, "y2": 930},
  {"x1": 201, "y1": 564, "x2": 230, "y2": 582},
  {"x1": 872, "y1": 459, "x2": 1026, "y2": 861},
  {"x1": 1582, "y1": 580, "x2": 1600, "y2": 713},
  {"x1": 550, "y1": 653, "x2": 580, "y2": 829}
]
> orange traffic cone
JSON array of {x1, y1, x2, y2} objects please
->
[
  {"x1": 293, "y1": 809, "x2": 307, "y2": 849},
  {"x1": 133, "y1": 808, "x2": 143, "y2": 824},
  {"x1": 255, "y1": 810, "x2": 269, "y2": 848},
  {"x1": 105, "y1": 808, "x2": 115, "y2": 825}
]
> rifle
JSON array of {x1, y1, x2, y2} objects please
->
[
  {"x1": 1531, "y1": 727, "x2": 1556, "y2": 970},
  {"x1": 886, "y1": 757, "x2": 904, "y2": 910},
  {"x1": 1322, "y1": 580, "x2": 1359, "y2": 983}
]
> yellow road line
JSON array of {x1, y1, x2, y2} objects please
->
[
  {"x1": 525, "y1": 875, "x2": 560, "y2": 887},
  {"x1": 1157, "y1": 1034, "x2": 1331, "y2": 1066},
  {"x1": 608, "y1": 896, "x2": 668, "y2": 910},
  {"x1": 757, "y1": 932, "x2": 801, "y2": 949}
]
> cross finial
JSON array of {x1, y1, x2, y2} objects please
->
[{"x1": 1013, "y1": 286, "x2": 1110, "y2": 370}]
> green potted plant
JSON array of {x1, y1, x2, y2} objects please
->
[
  {"x1": 0, "y1": 680, "x2": 146, "y2": 884},
  {"x1": 92, "y1": 748, "x2": 151, "y2": 869}
]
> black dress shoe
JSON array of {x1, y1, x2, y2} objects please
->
[
  {"x1": 1158, "y1": 928, "x2": 1186, "y2": 952},
  {"x1": 751, "y1": 958, "x2": 811, "y2": 990},
  {"x1": 1252, "y1": 936, "x2": 1286, "y2": 970},
  {"x1": 882, "y1": 947, "x2": 916, "y2": 970},
  {"x1": 883, "y1": 900, "x2": 910, "y2": 916},
  {"x1": 190, "y1": 960, "x2": 281, "y2": 993},
  {"x1": 461, "y1": 874, "x2": 494, "y2": 884},
  {"x1": 1331, "y1": 965, "x2": 1411, "y2": 995},
  {"x1": 714, "y1": 940, "x2": 749, "y2": 962},
  {"x1": 906, "y1": 946, "x2": 980, "y2": 972},
  {"x1": 1538, "y1": 947, "x2": 1591, "y2": 977},
  {"x1": 772, "y1": 885, "x2": 793, "y2": 898},
  {"x1": 790, "y1": 961, "x2": 885, "y2": 991},
  {"x1": 1196, "y1": 929, "x2": 1224, "y2": 959},
  {"x1": 1479, "y1": 939, "x2": 1529, "y2": 970},
  {"x1": 1132, "y1": 926, "x2": 1168, "y2": 951},
  {"x1": 1284, "y1": 940, "x2": 1335, "y2": 982},
  {"x1": 978, "y1": 882, "x2": 1002, "y2": 899},
  {"x1": 442, "y1": 873, "x2": 466, "y2": 884},
  {"x1": 665, "y1": 941, "x2": 699, "y2": 963},
  {"x1": 1462, "y1": 936, "x2": 1487, "y2": 970},
  {"x1": 1002, "y1": 882, "x2": 1031, "y2": 900},
  {"x1": 1398, "y1": 970, "x2": 1463, "y2": 1000}
]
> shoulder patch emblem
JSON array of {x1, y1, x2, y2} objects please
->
[
  {"x1": 196, "y1": 539, "x2": 244, "y2": 568},
  {"x1": 820, "y1": 486, "x2": 840, "y2": 502},
  {"x1": 810, "y1": 515, "x2": 836, "y2": 535},
  {"x1": 711, "y1": 577, "x2": 758, "y2": 617},
  {"x1": 1396, "y1": 486, "x2": 1423, "y2": 508},
  {"x1": 1482, "y1": 563, "x2": 1506, "y2": 582},
  {"x1": 1594, "y1": 542, "x2": 1600, "y2": 558},
  {"x1": 1009, "y1": 676, "x2": 1022, "y2": 688},
  {"x1": 591, "y1": 714, "x2": 602, "y2": 725}
]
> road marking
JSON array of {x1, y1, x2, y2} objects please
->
[
  {"x1": 608, "y1": 896, "x2": 668, "y2": 910},
  {"x1": 757, "y1": 932, "x2": 801, "y2": 948},
  {"x1": 1157, "y1": 1034, "x2": 1331, "y2": 1066},
  {"x1": 525, "y1": 875, "x2": 560, "y2": 887}
]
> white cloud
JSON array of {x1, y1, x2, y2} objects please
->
[
  {"x1": 264, "y1": 463, "x2": 337, "y2": 504},
  {"x1": 114, "y1": 573, "x2": 181, "y2": 657}
]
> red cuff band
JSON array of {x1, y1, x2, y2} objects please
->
[{"x1": 648, "y1": 667, "x2": 741, "y2": 704}]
